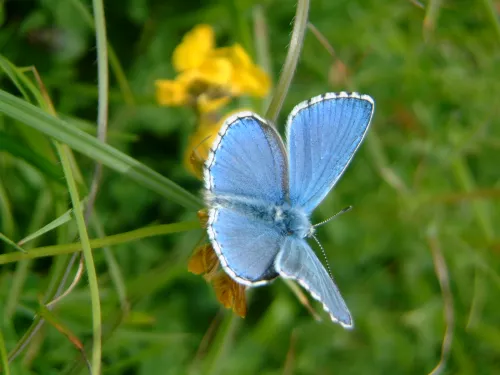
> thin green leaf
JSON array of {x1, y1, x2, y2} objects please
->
[
  {"x1": 0, "y1": 55, "x2": 30, "y2": 101},
  {"x1": 0, "y1": 330, "x2": 10, "y2": 375},
  {"x1": 0, "y1": 232, "x2": 26, "y2": 253},
  {"x1": 265, "y1": 0, "x2": 310, "y2": 124},
  {"x1": 56, "y1": 141, "x2": 102, "y2": 375},
  {"x1": 0, "y1": 182, "x2": 15, "y2": 236},
  {"x1": 17, "y1": 199, "x2": 86, "y2": 247},
  {"x1": 0, "y1": 221, "x2": 200, "y2": 265},
  {"x1": 68, "y1": 0, "x2": 135, "y2": 106}
]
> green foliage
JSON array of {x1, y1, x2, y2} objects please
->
[{"x1": 1, "y1": 0, "x2": 500, "y2": 374}]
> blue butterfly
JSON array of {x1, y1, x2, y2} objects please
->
[{"x1": 203, "y1": 92, "x2": 374, "y2": 328}]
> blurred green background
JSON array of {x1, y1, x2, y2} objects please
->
[{"x1": 1, "y1": 0, "x2": 500, "y2": 374}]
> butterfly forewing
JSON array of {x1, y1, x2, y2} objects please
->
[
  {"x1": 287, "y1": 93, "x2": 374, "y2": 214},
  {"x1": 205, "y1": 113, "x2": 288, "y2": 204}
]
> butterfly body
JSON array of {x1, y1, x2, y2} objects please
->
[
  {"x1": 206, "y1": 194, "x2": 313, "y2": 239},
  {"x1": 203, "y1": 92, "x2": 375, "y2": 328}
]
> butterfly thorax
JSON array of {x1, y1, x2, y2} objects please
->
[
  {"x1": 206, "y1": 193, "x2": 314, "y2": 239},
  {"x1": 272, "y1": 204, "x2": 314, "y2": 238}
]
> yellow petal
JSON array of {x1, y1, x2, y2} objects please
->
[
  {"x1": 197, "y1": 209, "x2": 209, "y2": 227},
  {"x1": 231, "y1": 64, "x2": 271, "y2": 97},
  {"x1": 212, "y1": 44, "x2": 271, "y2": 98},
  {"x1": 196, "y1": 58, "x2": 233, "y2": 87},
  {"x1": 184, "y1": 120, "x2": 221, "y2": 178},
  {"x1": 173, "y1": 24, "x2": 215, "y2": 72},
  {"x1": 159, "y1": 66, "x2": 230, "y2": 111},
  {"x1": 155, "y1": 79, "x2": 189, "y2": 107},
  {"x1": 188, "y1": 243, "x2": 219, "y2": 276},
  {"x1": 212, "y1": 273, "x2": 247, "y2": 318},
  {"x1": 197, "y1": 94, "x2": 231, "y2": 114},
  {"x1": 227, "y1": 44, "x2": 253, "y2": 67},
  {"x1": 211, "y1": 44, "x2": 251, "y2": 67}
]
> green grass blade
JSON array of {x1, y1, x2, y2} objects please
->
[
  {"x1": 265, "y1": 0, "x2": 309, "y2": 124},
  {"x1": 0, "y1": 221, "x2": 200, "y2": 265},
  {"x1": 17, "y1": 200, "x2": 86, "y2": 246},
  {"x1": 0, "y1": 89, "x2": 203, "y2": 210},
  {"x1": 0, "y1": 232, "x2": 26, "y2": 253},
  {"x1": 0, "y1": 330, "x2": 10, "y2": 375},
  {"x1": 4, "y1": 189, "x2": 52, "y2": 321},
  {"x1": 69, "y1": 0, "x2": 135, "y2": 106},
  {"x1": 0, "y1": 181, "x2": 15, "y2": 237},
  {"x1": 0, "y1": 55, "x2": 30, "y2": 101},
  {"x1": 56, "y1": 141, "x2": 102, "y2": 375}
]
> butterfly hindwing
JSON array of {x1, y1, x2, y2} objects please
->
[
  {"x1": 287, "y1": 92, "x2": 374, "y2": 214},
  {"x1": 275, "y1": 236, "x2": 353, "y2": 328},
  {"x1": 208, "y1": 207, "x2": 283, "y2": 285}
]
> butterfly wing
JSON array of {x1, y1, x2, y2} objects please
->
[
  {"x1": 204, "y1": 112, "x2": 288, "y2": 285},
  {"x1": 205, "y1": 112, "x2": 288, "y2": 204},
  {"x1": 287, "y1": 92, "x2": 374, "y2": 213},
  {"x1": 208, "y1": 207, "x2": 284, "y2": 285},
  {"x1": 275, "y1": 237, "x2": 353, "y2": 328}
]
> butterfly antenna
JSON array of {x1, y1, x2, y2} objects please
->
[
  {"x1": 312, "y1": 234, "x2": 334, "y2": 281},
  {"x1": 313, "y1": 205, "x2": 353, "y2": 228}
]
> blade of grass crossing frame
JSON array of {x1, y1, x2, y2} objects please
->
[
  {"x1": 265, "y1": 0, "x2": 310, "y2": 124},
  {"x1": 0, "y1": 182, "x2": 15, "y2": 237},
  {"x1": 0, "y1": 221, "x2": 200, "y2": 265},
  {"x1": 17, "y1": 199, "x2": 86, "y2": 246},
  {"x1": 0, "y1": 232, "x2": 26, "y2": 253},
  {"x1": 0, "y1": 330, "x2": 10, "y2": 375},
  {"x1": 55, "y1": 141, "x2": 102, "y2": 375},
  {"x1": 4, "y1": 190, "x2": 53, "y2": 321}
]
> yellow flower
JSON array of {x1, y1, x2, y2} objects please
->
[
  {"x1": 188, "y1": 243, "x2": 247, "y2": 318},
  {"x1": 155, "y1": 24, "x2": 270, "y2": 113}
]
